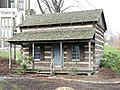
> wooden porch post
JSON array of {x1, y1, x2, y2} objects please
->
[
  {"x1": 32, "y1": 43, "x2": 35, "y2": 69},
  {"x1": 60, "y1": 42, "x2": 63, "y2": 67},
  {"x1": 88, "y1": 41, "x2": 91, "y2": 70},
  {"x1": 14, "y1": 45, "x2": 16, "y2": 61},
  {"x1": 9, "y1": 43, "x2": 12, "y2": 70},
  {"x1": 51, "y1": 45, "x2": 54, "y2": 65}
]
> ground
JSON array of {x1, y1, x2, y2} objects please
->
[
  {"x1": 0, "y1": 68, "x2": 120, "y2": 90},
  {"x1": 0, "y1": 58, "x2": 120, "y2": 90},
  {"x1": 0, "y1": 75, "x2": 120, "y2": 90}
]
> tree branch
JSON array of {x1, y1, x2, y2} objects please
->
[
  {"x1": 58, "y1": 0, "x2": 63, "y2": 7},
  {"x1": 42, "y1": 0, "x2": 53, "y2": 13},
  {"x1": 60, "y1": 0, "x2": 64, "y2": 8},
  {"x1": 52, "y1": 0, "x2": 60, "y2": 12},
  {"x1": 37, "y1": 0, "x2": 45, "y2": 14},
  {"x1": 61, "y1": 6, "x2": 78, "y2": 12}
]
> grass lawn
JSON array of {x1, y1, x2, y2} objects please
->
[
  {"x1": 104, "y1": 45, "x2": 120, "y2": 57},
  {"x1": 0, "y1": 49, "x2": 20, "y2": 59},
  {"x1": 0, "y1": 50, "x2": 9, "y2": 58}
]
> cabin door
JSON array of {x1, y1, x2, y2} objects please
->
[{"x1": 53, "y1": 45, "x2": 64, "y2": 66}]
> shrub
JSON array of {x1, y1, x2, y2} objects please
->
[
  {"x1": 0, "y1": 56, "x2": 9, "y2": 75},
  {"x1": 101, "y1": 52, "x2": 120, "y2": 73},
  {"x1": 17, "y1": 56, "x2": 31, "y2": 74}
]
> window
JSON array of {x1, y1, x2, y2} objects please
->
[
  {"x1": 34, "y1": 46, "x2": 40, "y2": 61},
  {"x1": 71, "y1": 46, "x2": 80, "y2": 61}
]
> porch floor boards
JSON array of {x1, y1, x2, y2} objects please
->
[{"x1": 11, "y1": 67, "x2": 95, "y2": 76}]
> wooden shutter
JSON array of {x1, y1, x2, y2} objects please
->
[
  {"x1": 80, "y1": 45, "x2": 85, "y2": 61},
  {"x1": 40, "y1": 46, "x2": 45, "y2": 61},
  {"x1": 67, "y1": 45, "x2": 72, "y2": 61}
]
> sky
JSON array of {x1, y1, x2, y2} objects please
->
[{"x1": 30, "y1": 0, "x2": 120, "y2": 35}]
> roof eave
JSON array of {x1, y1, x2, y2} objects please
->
[{"x1": 19, "y1": 21, "x2": 97, "y2": 29}]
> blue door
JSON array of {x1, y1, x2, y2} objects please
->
[{"x1": 54, "y1": 45, "x2": 64, "y2": 66}]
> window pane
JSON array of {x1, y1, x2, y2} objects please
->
[
  {"x1": 34, "y1": 46, "x2": 40, "y2": 61},
  {"x1": 71, "y1": 46, "x2": 80, "y2": 61}
]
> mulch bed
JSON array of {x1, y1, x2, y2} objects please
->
[
  {"x1": 0, "y1": 57, "x2": 9, "y2": 75},
  {"x1": 0, "y1": 57, "x2": 19, "y2": 75},
  {"x1": 51, "y1": 67, "x2": 120, "y2": 82},
  {"x1": 97, "y1": 68, "x2": 120, "y2": 79}
]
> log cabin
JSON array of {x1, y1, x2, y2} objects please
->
[{"x1": 8, "y1": 9, "x2": 107, "y2": 75}]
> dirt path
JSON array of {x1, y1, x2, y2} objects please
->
[{"x1": 0, "y1": 77, "x2": 120, "y2": 90}]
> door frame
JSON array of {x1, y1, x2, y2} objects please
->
[{"x1": 51, "y1": 44, "x2": 64, "y2": 67}]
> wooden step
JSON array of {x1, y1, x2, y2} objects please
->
[{"x1": 37, "y1": 71, "x2": 51, "y2": 74}]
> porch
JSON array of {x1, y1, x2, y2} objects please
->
[{"x1": 9, "y1": 41, "x2": 97, "y2": 76}]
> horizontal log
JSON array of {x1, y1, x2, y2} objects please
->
[
  {"x1": 95, "y1": 44, "x2": 104, "y2": 48},
  {"x1": 85, "y1": 57, "x2": 93, "y2": 59},
  {"x1": 44, "y1": 53, "x2": 51, "y2": 56},
  {"x1": 95, "y1": 45, "x2": 104, "y2": 50},
  {"x1": 95, "y1": 50, "x2": 104, "y2": 55},
  {"x1": 95, "y1": 32, "x2": 104, "y2": 39},
  {"x1": 44, "y1": 48, "x2": 51, "y2": 51},
  {"x1": 44, "y1": 46, "x2": 51, "y2": 48},
  {"x1": 84, "y1": 48, "x2": 94, "y2": 52},
  {"x1": 85, "y1": 54, "x2": 94, "y2": 57},
  {"x1": 95, "y1": 54, "x2": 103, "y2": 58},
  {"x1": 44, "y1": 51, "x2": 51, "y2": 53},
  {"x1": 84, "y1": 45, "x2": 93, "y2": 48},
  {"x1": 45, "y1": 58, "x2": 51, "y2": 61},
  {"x1": 84, "y1": 51, "x2": 93, "y2": 54},
  {"x1": 95, "y1": 39, "x2": 104, "y2": 45},
  {"x1": 95, "y1": 24, "x2": 104, "y2": 34},
  {"x1": 34, "y1": 62, "x2": 51, "y2": 67},
  {"x1": 96, "y1": 29, "x2": 104, "y2": 37},
  {"x1": 44, "y1": 56, "x2": 51, "y2": 58},
  {"x1": 95, "y1": 35, "x2": 104, "y2": 43},
  {"x1": 64, "y1": 51, "x2": 67, "y2": 54}
]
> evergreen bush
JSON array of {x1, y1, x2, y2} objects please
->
[{"x1": 101, "y1": 52, "x2": 120, "y2": 74}]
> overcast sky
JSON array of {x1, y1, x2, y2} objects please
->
[{"x1": 30, "y1": 0, "x2": 120, "y2": 35}]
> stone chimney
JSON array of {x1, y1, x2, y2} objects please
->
[{"x1": 25, "y1": 9, "x2": 36, "y2": 19}]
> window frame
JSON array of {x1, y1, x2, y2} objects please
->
[
  {"x1": 71, "y1": 45, "x2": 80, "y2": 61},
  {"x1": 34, "y1": 45, "x2": 41, "y2": 61}
]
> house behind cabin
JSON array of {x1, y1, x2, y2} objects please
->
[{"x1": 8, "y1": 9, "x2": 107, "y2": 75}]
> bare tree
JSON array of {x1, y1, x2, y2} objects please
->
[
  {"x1": 114, "y1": 33, "x2": 120, "y2": 49},
  {"x1": 37, "y1": 0, "x2": 45, "y2": 14},
  {"x1": 37, "y1": 0, "x2": 78, "y2": 14},
  {"x1": 105, "y1": 29, "x2": 117, "y2": 47}
]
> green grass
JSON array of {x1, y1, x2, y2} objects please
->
[
  {"x1": 0, "y1": 50, "x2": 20, "y2": 59},
  {"x1": 0, "y1": 50, "x2": 9, "y2": 58},
  {"x1": 104, "y1": 45, "x2": 120, "y2": 57}
]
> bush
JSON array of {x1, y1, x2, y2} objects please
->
[
  {"x1": 0, "y1": 56, "x2": 9, "y2": 75},
  {"x1": 17, "y1": 56, "x2": 31, "y2": 74},
  {"x1": 101, "y1": 52, "x2": 120, "y2": 73}
]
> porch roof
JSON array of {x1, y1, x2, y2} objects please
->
[{"x1": 8, "y1": 28, "x2": 96, "y2": 42}]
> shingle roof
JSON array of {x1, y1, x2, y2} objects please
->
[
  {"x1": 8, "y1": 28, "x2": 96, "y2": 42},
  {"x1": 19, "y1": 9, "x2": 103, "y2": 27}
]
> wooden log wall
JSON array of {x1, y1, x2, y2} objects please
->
[
  {"x1": 22, "y1": 46, "x2": 29, "y2": 58},
  {"x1": 84, "y1": 45, "x2": 94, "y2": 61},
  {"x1": 64, "y1": 45, "x2": 68, "y2": 62},
  {"x1": 44, "y1": 46, "x2": 51, "y2": 62},
  {"x1": 94, "y1": 24, "x2": 105, "y2": 65}
]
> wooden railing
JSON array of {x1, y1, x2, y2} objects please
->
[{"x1": 50, "y1": 59, "x2": 54, "y2": 75}]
